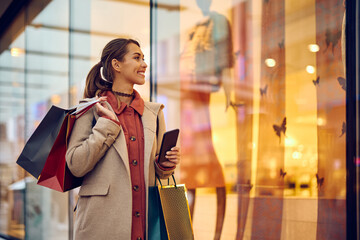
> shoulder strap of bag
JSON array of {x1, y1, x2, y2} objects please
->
[{"x1": 156, "y1": 116, "x2": 159, "y2": 138}]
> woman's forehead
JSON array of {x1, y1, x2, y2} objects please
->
[{"x1": 126, "y1": 43, "x2": 143, "y2": 56}]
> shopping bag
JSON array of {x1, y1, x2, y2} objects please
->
[
  {"x1": 148, "y1": 175, "x2": 194, "y2": 240},
  {"x1": 148, "y1": 184, "x2": 168, "y2": 240},
  {"x1": 16, "y1": 105, "x2": 70, "y2": 179},
  {"x1": 37, "y1": 99, "x2": 99, "y2": 192},
  {"x1": 16, "y1": 99, "x2": 98, "y2": 189}
]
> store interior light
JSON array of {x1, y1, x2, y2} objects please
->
[
  {"x1": 308, "y1": 44, "x2": 320, "y2": 52},
  {"x1": 265, "y1": 58, "x2": 276, "y2": 67},
  {"x1": 10, "y1": 48, "x2": 24, "y2": 57},
  {"x1": 12, "y1": 82, "x2": 20, "y2": 87},
  {"x1": 51, "y1": 95, "x2": 61, "y2": 104},
  {"x1": 285, "y1": 137, "x2": 296, "y2": 147},
  {"x1": 306, "y1": 65, "x2": 315, "y2": 74},
  {"x1": 317, "y1": 117, "x2": 326, "y2": 126}
]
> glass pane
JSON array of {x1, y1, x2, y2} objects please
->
[
  {"x1": 69, "y1": 0, "x2": 151, "y2": 105},
  {"x1": 0, "y1": 1, "x2": 70, "y2": 239},
  {"x1": 154, "y1": 0, "x2": 346, "y2": 239},
  {"x1": 0, "y1": 21, "x2": 26, "y2": 240},
  {"x1": 25, "y1": 1, "x2": 70, "y2": 240}
]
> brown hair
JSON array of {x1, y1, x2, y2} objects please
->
[{"x1": 83, "y1": 38, "x2": 140, "y2": 98}]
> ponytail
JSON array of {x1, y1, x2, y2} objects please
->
[
  {"x1": 82, "y1": 38, "x2": 141, "y2": 98},
  {"x1": 83, "y1": 62, "x2": 112, "y2": 98}
]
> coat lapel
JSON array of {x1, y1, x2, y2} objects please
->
[
  {"x1": 94, "y1": 100, "x2": 131, "y2": 175},
  {"x1": 93, "y1": 100, "x2": 160, "y2": 179},
  {"x1": 112, "y1": 127, "x2": 130, "y2": 174},
  {"x1": 142, "y1": 104, "x2": 158, "y2": 186}
]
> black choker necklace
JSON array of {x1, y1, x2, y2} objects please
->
[{"x1": 113, "y1": 90, "x2": 135, "y2": 98}]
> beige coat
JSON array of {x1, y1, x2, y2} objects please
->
[{"x1": 66, "y1": 98, "x2": 174, "y2": 240}]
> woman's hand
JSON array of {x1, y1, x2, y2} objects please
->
[
  {"x1": 160, "y1": 147, "x2": 181, "y2": 168},
  {"x1": 95, "y1": 96, "x2": 117, "y2": 121}
]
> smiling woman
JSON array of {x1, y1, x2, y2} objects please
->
[{"x1": 65, "y1": 38, "x2": 181, "y2": 240}]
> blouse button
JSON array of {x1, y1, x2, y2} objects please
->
[
  {"x1": 135, "y1": 211, "x2": 140, "y2": 217},
  {"x1": 130, "y1": 136, "x2": 136, "y2": 141},
  {"x1": 133, "y1": 185, "x2": 139, "y2": 192},
  {"x1": 132, "y1": 160, "x2": 138, "y2": 166},
  {"x1": 137, "y1": 238, "x2": 142, "y2": 240}
]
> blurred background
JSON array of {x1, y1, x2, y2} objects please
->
[{"x1": 0, "y1": 0, "x2": 357, "y2": 239}]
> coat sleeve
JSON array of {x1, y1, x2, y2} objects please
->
[
  {"x1": 154, "y1": 109, "x2": 176, "y2": 179},
  {"x1": 66, "y1": 107, "x2": 121, "y2": 177}
]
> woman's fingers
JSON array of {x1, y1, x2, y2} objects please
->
[
  {"x1": 165, "y1": 147, "x2": 181, "y2": 165},
  {"x1": 165, "y1": 147, "x2": 180, "y2": 157},
  {"x1": 160, "y1": 161, "x2": 177, "y2": 168},
  {"x1": 95, "y1": 101, "x2": 117, "y2": 120},
  {"x1": 97, "y1": 96, "x2": 108, "y2": 102}
]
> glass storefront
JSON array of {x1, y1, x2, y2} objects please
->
[
  {"x1": 0, "y1": 0, "x2": 358, "y2": 239},
  {"x1": 156, "y1": 0, "x2": 349, "y2": 239}
]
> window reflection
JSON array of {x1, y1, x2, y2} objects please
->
[
  {"x1": 177, "y1": 0, "x2": 347, "y2": 239},
  {"x1": 0, "y1": 0, "x2": 350, "y2": 239},
  {"x1": 179, "y1": 0, "x2": 234, "y2": 238}
]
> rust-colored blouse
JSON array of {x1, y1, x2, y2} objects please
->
[{"x1": 103, "y1": 90, "x2": 146, "y2": 240}]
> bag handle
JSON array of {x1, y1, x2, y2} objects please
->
[
  {"x1": 155, "y1": 174, "x2": 177, "y2": 189},
  {"x1": 70, "y1": 99, "x2": 100, "y2": 118}
]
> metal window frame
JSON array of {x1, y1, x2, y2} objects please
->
[{"x1": 345, "y1": 0, "x2": 360, "y2": 239}]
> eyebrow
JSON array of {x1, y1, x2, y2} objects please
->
[{"x1": 133, "y1": 52, "x2": 144, "y2": 58}]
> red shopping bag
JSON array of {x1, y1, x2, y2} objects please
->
[{"x1": 37, "y1": 100, "x2": 98, "y2": 192}]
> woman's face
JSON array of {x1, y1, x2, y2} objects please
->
[{"x1": 116, "y1": 43, "x2": 147, "y2": 86}]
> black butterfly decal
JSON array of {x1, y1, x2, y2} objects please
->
[
  {"x1": 278, "y1": 39, "x2": 284, "y2": 49},
  {"x1": 280, "y1": 168, "x2": 287, "y2": 178},
  {"x1": 316, "y1": 174, "x2": 324, "y2": 189},
  {"x1": 337, "y1": 77, "x2": 346, "y2": 91},
  {"x1": 260, "y1": 85, "x2": 268, "y2": 96},
  {"x1": 273, "y1": 117, "x2": 286, "y2": 143},
  {"x1": 312, "y1": 76, "x2": 320, "y2": 86},
  {"x1": 230, "y1": 101, "x2": 244, "y2": 112},
  {"x1": 324, "y1": 28, "x2": 342, "y2": 54},
  {"x1": 339, "y1": 122, "x2": 346, "y2": 137}
]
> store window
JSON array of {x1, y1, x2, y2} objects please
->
[
  {"x1": 154, "y1": 0, "x2": 347, "y2": 239},
  {"x1": 0, "y1": 0, "x2": 354, "y2": 239},
  {"x1": 0, "y1": 1, "x2": 70, "y2": 239}
]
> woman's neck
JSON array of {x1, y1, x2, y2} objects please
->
[
  {"x1": 117, "y1": 94, "x2": 134, "y2": 106},
  {"x1": 112, "y1": 89, "x2": 134, "y2": 106},
  {"x1": 112, "y1": 78, "x2": 135, "y2": 106}
]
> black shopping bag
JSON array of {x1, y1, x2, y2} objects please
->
[
  {"x1": 16, "y1": 99, "x2": 98, "y2": 179},
  {"x1": 17, "y1": 106, "x2": 70, "y2": 179}
]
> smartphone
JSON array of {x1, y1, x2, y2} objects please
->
[{"x1": 158, "y1": 129, "x2": 180, "y2": 164}]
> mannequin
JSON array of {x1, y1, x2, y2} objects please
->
[{"x1": 179, "y1": 0, "x2": 234, "y2": 239}]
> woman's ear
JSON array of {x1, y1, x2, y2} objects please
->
[{"x1": 111, "y1": 59, "x2": 121, "y2": 73}]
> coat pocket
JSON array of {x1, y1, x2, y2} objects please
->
[
  {"x1": 77, "y1": 183, "x2": 110, "y2": 231},
  {"x1": 78, "y1": 183, "x2": 110, "y2": 196}
]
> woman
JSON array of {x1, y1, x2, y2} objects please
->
[{"x1": 66, "y1": 38, "x2": 180, "y2": 240}]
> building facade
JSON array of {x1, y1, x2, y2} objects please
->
[{"x1": 0, "y1": 0, "x2": 359, "y2": 239}]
